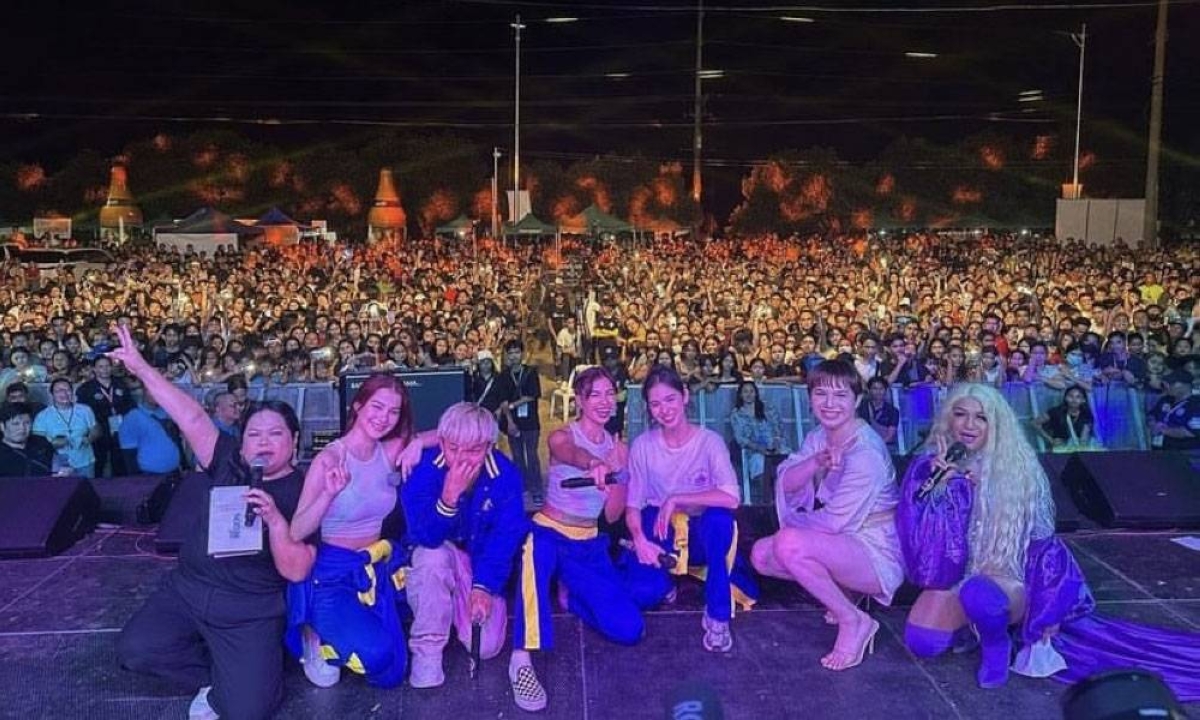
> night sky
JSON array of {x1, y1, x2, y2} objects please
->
[{"x1": 3, "y1": 0, "x2": 1197, "y2": 218}]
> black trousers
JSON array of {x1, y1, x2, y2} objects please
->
[
  {"x1": 117, "y1": 571, "x2": 286, "y2": 720},
  {"x1": 509, "y1": 428, "x2": 543, "y2": 496},
  {"x1": 93, "y1": 434, "x2": 126, "y2": 478}
]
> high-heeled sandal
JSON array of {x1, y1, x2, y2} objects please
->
[{"x1": 821, "y1": 618, "x2": 880, "y2": 671}]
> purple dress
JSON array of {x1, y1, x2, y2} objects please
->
[{"x1": 898, "y1": 454, "x2": 1200, "y2": 702}]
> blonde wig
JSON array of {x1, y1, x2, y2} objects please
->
[{"x1": 924, "y1": 383, "x2": 1056, "y2": 580}]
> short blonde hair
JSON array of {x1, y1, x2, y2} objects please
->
[{"x1": 437, "y1": 401, "x2": 498, "y2": 447}]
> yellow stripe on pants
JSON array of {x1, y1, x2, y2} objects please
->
[{"x1": 520, "y1": 534, "x2": 542, "y2": 650}]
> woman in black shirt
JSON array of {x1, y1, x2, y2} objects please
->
[
  {"x1": 110, "y1": 324, "x2": 315, "y2": 720},
  {"x1": 1034, "y1": 384, "x2": 1096, "y2": 450}
]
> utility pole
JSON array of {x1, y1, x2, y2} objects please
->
[
  {"x1": 691, "y1": 0, "x2": 704, "y2": 204},
  {"x1": 491, "y1": 147, "x2": 501, "y2": 240},
  {"x1": 1068, "y1": 24, "x2": 1086, "y2": 199},
  {"x1": 1143, "y1": 0, "x2": 1168, "y2": 249},
  {"x1": 513, "y1": 15, "x2": 525, "y2": 221}
]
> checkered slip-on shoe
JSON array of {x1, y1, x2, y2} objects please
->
[{"x1": 510, "y1": 663, "x2": 548, "y2": 712}]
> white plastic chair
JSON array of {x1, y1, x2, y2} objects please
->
[{"x1": 549, "y1": 365, "x2": 593, "y2": 422}]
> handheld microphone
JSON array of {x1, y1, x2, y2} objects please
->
[
  {"x1": 245, "y1": 454, "x2": 268, "y2": 527},
  {"x1": 665, "y1": 680, "x2": 724, "y2": 720},
  {"x1": 560, "y1": 473, "x2": 620, "y2": 489},
  {"x1": 915, "y1": 442, "x2": 968, "y2": 501},
  {"x1": 469, "y1": 622, "x2": 482, "y2": 680},
  {"x1": 617, "y1": 538, "x2": 678, "y2": 570}
]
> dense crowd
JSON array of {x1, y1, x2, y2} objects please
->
[
  {"x1": 3, "y1": 229, "x2": 1199, "y2": 718},
  {"x1": 1, "y1": 230, "x2": 1198, "y2": 477}
]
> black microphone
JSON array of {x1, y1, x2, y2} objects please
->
[
  {"x1": 245, "y1": 454, "x2": 268, "y2": 527},
  {"x1": 469, "y1": 622, "x2": 481, "y2": 680},
  {"x1": 916, "y1": 442, "x2": 968, "y2": 501},
  {"x1": 617, "y1": 538, "x2": 678, "y2": 570},
  {"x1": 665, "y1": 680, "x2": 724, "y2": 720},
  {"x1": 560, "y1": 473, "x2": 619, "y2": 489}
]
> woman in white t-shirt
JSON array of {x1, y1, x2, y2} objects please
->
[{"x1": 625, "y1": 365, "x2": 758, "y2": 654}]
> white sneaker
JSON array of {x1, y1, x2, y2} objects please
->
[
  {"x1": 701, "y1": 613, "x2": 733, "y2": 653},
  {"x1": 509, "y1": 662, "x2": 548, "y2": 712},
  {"x1": 301, "y1": 629, "x2": 341, "y2": 688},
  {"x1": 409, "y1": 652, "x2": 445, "y2": 689},
  {"x1": 188, "y1": 686, "x2": 219, "y2": 720}
]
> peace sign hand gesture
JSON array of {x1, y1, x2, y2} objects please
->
[
  {"x1": 106, "y1": 323, "x2": 152, "y2": 377},
  {"x1": 323, "y1": 445, "x2": 351, "y2": 498}
]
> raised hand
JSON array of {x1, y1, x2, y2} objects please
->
[
  {"x1": 106, "y1": 323, "x2": 151, "y2": 375},
  {"x1": 323, "y1": 446, "x2": 351, "y2": 497},
  {"x1": 816, "y1": 435, "x2": 857, "y2": 471}
]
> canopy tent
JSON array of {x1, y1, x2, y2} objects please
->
[
  {"x1": 559, "y1": 204, "x2": 634, "y2": 237},
  {"x1": 435, "y1": 214, "x2": 476, "y2": 237},
  {"x1": 501, "y1": 212, "x2": 558, "y2": 239},
  {"x1": 154, "y1": 207, "x2": 262, "y2": 255},
  {"x1": 254, "y1": 206, "x2": 310, "y2": 245}
]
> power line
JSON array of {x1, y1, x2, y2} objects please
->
[
  {"x1": 449, "y1": 0, "x2": 1200, "y2": 13},
  {"x1": 0, "y1": 110, "x2": 1056, "y2": 129},
  {"x1": 100, "y1": 39, "x2": 695, "y2": 56}
]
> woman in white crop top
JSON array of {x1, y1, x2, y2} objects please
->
[
  {"x1": 286, "y1": 374, "x2": 435, "y2": 689},
  {"x1": 506, "y1": 367, "x2": 644, "y2": 712}
]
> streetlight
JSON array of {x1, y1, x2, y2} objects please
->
[{"x1": 1067, "y1": 24, "x2": 1087, "y2": 200}]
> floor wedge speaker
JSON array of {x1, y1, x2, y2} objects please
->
[
  {"x1": 1038, "y1": 454, "x2": 1087, "y2": 532},
  {"x1": 0, "y1": 477, "x2": 100, "y2": 558},
  {"x1": 1060, "y1": 451, "x2": 1200, "y2": 529}
]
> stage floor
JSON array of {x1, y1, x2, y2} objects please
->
[{"x1": 1, "y1": 526, "x2": 1197, "y2": 720}]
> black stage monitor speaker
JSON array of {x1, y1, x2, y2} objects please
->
[
  {"x1": 1061, "y1": 451, "x2": 1200, "y2": 529},
  {"x1": 91, "y1": 474, "x2": 167, "y2": 526},
  {"x1": 340, "y1": 368, "x2": 468, "y2": 433},
  {"x1": 0, "y1": 477, "x2": 100, "y2": 558},
  {"x1": 154, "y1": 472, "x2": 209, "y2": 554},
  {"x1": 1038, "y1": 454, "x2": 1086, "y2": 532}
]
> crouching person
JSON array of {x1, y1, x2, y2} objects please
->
[
  {"x1": 508, "y1": 367, "x2": 645, "y2": 712},
  {"x1": 402, "y1": 402, "x2": 529, "y2": 688}
]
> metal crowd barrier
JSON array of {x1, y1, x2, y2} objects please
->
[
  {"x1": 27, "y1": 381, "x2": 342, "y2": 459},
  {"x1": 28, "y1": 378, "x2": 1153, "y2": 462},
  {"x1": 625, "y1": 381, "x2": 1153, "y2": 456}
]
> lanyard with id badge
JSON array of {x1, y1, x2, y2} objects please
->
[{"x1": 512, "y1": 367, "x2": 529, "y2": 418}]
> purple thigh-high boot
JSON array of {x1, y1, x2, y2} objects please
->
[
  {"x1": 959, "y1": 575, "x2": 1012, "y2": 689},
  {"x1": 904, "y1": 624, "x2": 954, "y2": 659}
]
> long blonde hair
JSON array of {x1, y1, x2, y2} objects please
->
[{"x1": 924, "y1": 383, "x2": 1055, "y2": 579}]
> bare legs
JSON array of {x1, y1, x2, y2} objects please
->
[{"x1": 752, "y1": 528, "x2": 883, "y2": 670}]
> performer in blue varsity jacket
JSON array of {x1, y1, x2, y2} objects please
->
[
  {"x1": 402, "y1": 402, "x2": 529, "y2": 690},
  {"x1": 507, "y1": 366, "x2": 644, "y2": 712}
]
